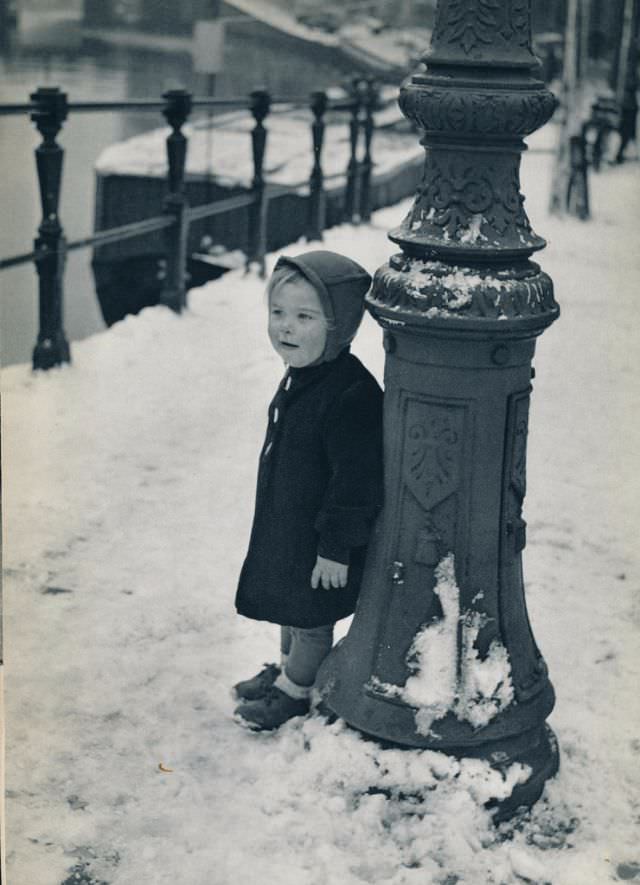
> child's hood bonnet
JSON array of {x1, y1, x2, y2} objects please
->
[{"x1": 273, "y1": 250, "x2": 372, "y2": 363}]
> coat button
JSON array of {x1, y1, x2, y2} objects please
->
[
  {"x1": 273, "y1": 407, "x2": 279, "y2": 424},
  {"x1": 284, "y1": 376, "x2": 291, "y2": 390},
  {"x1": 264, "y1": 441, "x2": 273, "y2": 457}
]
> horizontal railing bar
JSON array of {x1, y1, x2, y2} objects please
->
[
  {"x1": 0, "y1": 97, "x2": 249, "y2": 116},
  {"x1": 71, "y1": 97, "x2": 255, "y2": 113},
  {"x1": 190, "y1": 98, "x2": 251, "y2": 109},
  {"x1": 0, "y1": 215, "x2": 176, "y2": 271},
  {"x1": 0, "y1": 249, "x2": 39, "y2": 270},
  {"x1": 186, "y1": 193, "x2": 256, "y2": 223},
  {"x1": 0, "y1": 95, "x2": 363, "y2": 117},
  {"x1": 0, "y1": 103, "x2": 36, "y2": 116},
  {"x1": 68, "y1": 215, "x2": 175, "y2": 250},
  {"x1": 0, "y1": 163, "x2": 358, "y2": 270},
  {"x1": 65, "y1": 100, "x2": 169, "y2": 112},
  {"x1": 0, "y1": 100, "x2": 163, "y2": 116}
]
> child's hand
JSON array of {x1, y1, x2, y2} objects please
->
[{"x1": 311, "y1": 555, "x2": 349, "y2": 589}]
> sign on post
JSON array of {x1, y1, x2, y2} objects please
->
[{"x1": 193, "y1": 20, "x2": 225, "y2": 74}]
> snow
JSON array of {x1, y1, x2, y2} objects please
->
[
  {"x1": 369, "y1": 555, "x2": 514, "y2": 736},
  {"x1": 380, "y1": 252, "x2": 559, "y2": 319},
  {"x1": 456, "y1": 615, "x2": 514, "y2": 731},
  {"x1": 402, "y1": 554, "x2": 460, "y2": 732},
  {"x1": 2, "y1": 133, "x2": 640, "y2": 884},
  {"x1": 458, "y1": 213, "x2": 487, "y2": 244}
]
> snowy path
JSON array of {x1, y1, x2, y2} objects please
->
[{"x1": 2, "y1": 145, "x2": 639, "y2": 885}]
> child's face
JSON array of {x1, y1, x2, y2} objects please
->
[{"x1": 268, "y1": 278, "x2": 328, "y2": 367}]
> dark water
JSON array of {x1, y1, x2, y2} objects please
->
[{"x1": 0, "y1": 19, "x2": 357, "y2": 366}]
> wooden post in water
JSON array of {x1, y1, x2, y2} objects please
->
[
  {"x1": 161, "y1": 89, "x2": 192, "y2": 312},
  {"x1": 30, "y1": 87, "x2": 71, "y2": 370},
  {"x1": 246, "y1": 88, "x2": 270, "y2": 278},
  {"x1": 307, "y1": 90, "x2": 327, "y2": 242}
]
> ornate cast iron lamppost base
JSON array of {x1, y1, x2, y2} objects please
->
[{"x1": 315, "y1": 1, "x2": 560, "y2": 819}]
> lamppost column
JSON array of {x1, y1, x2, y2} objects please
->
[{"x1": 315, "y1": 0, "x2": 560, "y2": 819}]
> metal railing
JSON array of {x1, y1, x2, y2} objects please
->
[{"x1": 0, "y1": 77, "x2": 381, "y2": 370}]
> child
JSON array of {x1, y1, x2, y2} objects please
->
[{"x1": 233, "y1": 250, "x2": 384, "y2": 731}]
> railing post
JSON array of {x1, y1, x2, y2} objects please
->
[
  {"x1": 161, "y1": 88, "x2": 192, "y2": 312},
  {"x1": 30, "y1": 87, "x2": 71, "y2": 371},
  {"x1": 246, "y1": 88, "x2": 270, "y2": 278},
  {"x1": 359, "y1": 77, "x2": 377, "y2": 223},
  {"x1": 344, "y1": 78, "x2": 362, "y2": 223},
  {"x1": 567, "y1": 133, "x2": 590, "y2": 220},
  {"x1": 307, "y1": 90, "x2": 327, "y2": 242}
]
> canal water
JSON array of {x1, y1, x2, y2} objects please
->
[{"x1": 0, "y1": 19, "x2": 359, "y2": 366}]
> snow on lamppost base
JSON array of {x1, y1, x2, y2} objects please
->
[
  {"x1": 368, "y1": 556, "x2": 515, "y2": 738},
  {"x1": 315, "y1": 0, "x2": 560, "y2": 820},
  {"x1": 316, "y1": 553, "x2": 558, "y2": 822}
]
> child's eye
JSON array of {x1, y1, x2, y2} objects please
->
[
  {"x1": 271, "y1": 308, "x2": 282, "y2": 316},
  {"x1": 298, "y1": 313, "x2": 312, "y2": 321}
]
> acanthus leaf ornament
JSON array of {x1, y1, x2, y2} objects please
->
[
  {"x1": 441, "y1": 0, "x2": 501, "y2": 55},
  {"x1": 399, "y1": 85, "x2": 558, "y2": 140},
  {"x1": 429, "y1": 0, "x2": 535, "y2": 63}
]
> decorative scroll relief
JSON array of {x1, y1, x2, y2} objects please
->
[
  {"x1": 502, "y1": 390, "x2": 531, "y2": 558},
  {"x1": 500, "y1": 388, "x2": 548, "y2": 700},
  {"x1": 403, "y1": 398, "x2": 465, "y2": 512},
  {"x1": 511, "y1": 394, "x2": 529, "y2": 502},
  {"x1": 397, "y1": 153, "x2": 534, "y2": 253},
  {"x1": 433, "y1": 0, "x2": 531, "y2": 55},
  {"x1": 368, "y1": 257, "x2": 558, "y2": 324},
  {"x1": 399, "y1": 87, "x2": 557, "y2": 138}
]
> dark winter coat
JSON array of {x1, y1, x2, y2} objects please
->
[{"x1": 235, "y1": 349, "x2": 383, "y2": 628}]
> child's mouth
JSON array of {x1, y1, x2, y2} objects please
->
[{"x1": 280, "y1": 341, "x2": 298, "y2": 349}]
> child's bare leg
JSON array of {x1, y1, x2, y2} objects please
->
[{"x1": 275, "y1": 624, "x2": 334, "y2": 697}]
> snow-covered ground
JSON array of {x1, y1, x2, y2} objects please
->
[{"x1": 2, "y1": 137, "x2": 640, "y2": 885}]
